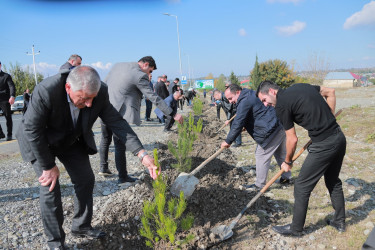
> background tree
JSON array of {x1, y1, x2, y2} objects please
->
[
  {"x1": 229, "y1": 71, "x2": 239, "y2": 85},
  {"x1": 304, "y1": 51, "x2": 331, "y2": 84},
  {"x1": 250, "y1": 54, "x2": 261, "y2": 90},
  {"x1": 3, "y1": 62, "x2": 43, "y2": 96},
  {"x1": 205, "y1": 73, "x2": 214, "y2": 79},
  {"x1": 215, "y1": 74, "x2": 226, "y2": 91},
  {"x1": 257, "y1": 59, "x2": 295, "y2": 88}
]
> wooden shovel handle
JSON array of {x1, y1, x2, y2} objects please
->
[
  {"x1": 259, "y1": 108, "x2": 343, "y2": 193},
  {"x1": 216, "y1": 114, "x2": 236, "y2": 133},
  {"x1": 190, "y1": 147, "x2": 226, "y2": 176}
]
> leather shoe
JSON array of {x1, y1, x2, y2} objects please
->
[
  {"x1": 272, "y1": 224, "x2": 302, "y2": 237},
  {"x1": 326, "y1": 219, "x2": 345, "y2": 232},
  {"x1": 6, "y1": 136, "x2": 12, "y2": 141},
  {"x1": 243, "y1": 184, "x2": 261, "y2": 192},
  {"x1": 118, "y1": 175, "x2": 138, "y2": 184},
  {"x1": 71, "y1": 227, "x2": 106, "y2": 238},
  {"x1": 278, "y1": 177, "x2": 291, "y2": 185},
  {"x1": 0, "y1": 132, "x2": 5, "y2": 139},
  {"x1": 98, "y1": 169, "x2": 113, "y2": 177}
]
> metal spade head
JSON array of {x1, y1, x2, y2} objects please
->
[
  {"x1": 211, "y1": 225, "x2": 233, "y2": 242},
  {"x1": 170, "y1": 172, "x2": 200, "y2": 198}
]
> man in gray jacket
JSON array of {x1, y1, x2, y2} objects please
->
[
  {"x1": 99, "y1": 56, "x2": 183, "y2": 183},
  {"x1": 16, "y1": 66, "x2": 159, "y2": 249}
]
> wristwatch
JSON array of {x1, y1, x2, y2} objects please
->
[
  {"x1": 139, "y1": 151, "x2": 148, "y2": 162},
  {"x1": 284, "y1": 161, "x2": 293, "y2": 166}
]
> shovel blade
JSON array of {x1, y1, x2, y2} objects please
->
[
  {"x1": 170, "y1": 172, "x2": 199, "y2": 198},
  {"x1": 211, "y1": 225, "x2": 233, "y2": 241}
]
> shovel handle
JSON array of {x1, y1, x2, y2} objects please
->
[
  {"x1": 190, "y1": 147, "x2": 226, "y2": 176},
  {"x1": 216, "y1": 115, "x2": 236, "y2": 133}
]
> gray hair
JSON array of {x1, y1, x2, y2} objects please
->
[
  {"x1": 68, "y1": 54, "x2": 82, "y2": 61},
  {"x1": 66, "y1": 66, "x2": 101, "y2": 94}
]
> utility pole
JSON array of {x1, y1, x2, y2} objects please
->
[{"x1": 26, "y1": 45, "x2": 40, "y2": 85}]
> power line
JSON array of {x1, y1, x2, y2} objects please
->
[{"x1": 26, "y1": 45, "x2": 40, "y2": 85}]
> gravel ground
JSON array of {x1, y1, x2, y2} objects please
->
[{"x1": 1, "y1": 85, "x2": 374, "y2": 249}]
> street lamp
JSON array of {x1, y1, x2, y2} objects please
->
[
  {"x1": 184, "y1": 53, "x2": 191, "y2": 88},
  {"x1": 163, "y1": 13, "x2": 182, "y2": 78}
]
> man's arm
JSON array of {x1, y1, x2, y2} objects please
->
[
  {"x1": 139, "y1": 75, "x2": 173, "y2": 115},
  {"x1": 320, "y1": 86, "x2": 336, "y2": 114},
  {"x1": 7, "y1": 75, "x2": 15, "y2": 104},
  {"x1": 223, "y1": 101, "x2": 248, "y2": 146},
  {"x1": 281, "y1": 127, "x2": 298, "y2": 172}
]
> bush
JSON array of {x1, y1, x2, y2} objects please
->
[{"x1": 139, "y1": 149, "x2": 194, "y2": 248}]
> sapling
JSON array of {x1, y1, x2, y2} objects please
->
[{"x1": 139, "y1": 149, "x2": 195, "y2": 248}]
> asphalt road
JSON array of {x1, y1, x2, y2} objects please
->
[{"x1": 0, "y1": 112, "x2": 22, "y2": 154}]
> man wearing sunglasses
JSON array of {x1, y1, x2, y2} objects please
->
[{"x1": 257, "y1": 81, "x2": 346, "y2": 237}]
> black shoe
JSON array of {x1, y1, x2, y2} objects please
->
[
  {"x1": 326, "y1": 219, "x2": 346, "y2": 232},
  {"x1": 232, "y1": 144, "x2": 241, "y2": 148},
  {"x1": 118, "y1": 175, "x2": 138, "y2": 184},
  {"x1": 71, "y1": 227, "x2": 106, "y2": 238},
  {"x1": 279, "y1": 177, "x2": 291, "y2": 184},
  {"x1": 98, "y1": 169, "x2": 113, "y2": 177},
  {"x1": 146, "y1": 118, "x2": 153, "y2": 122},
  {"x1": 243, "y1": 184, "x2": 261, "y2": 192},
  {"x1": 0, "y1": 132, "x2": 5, "y2": 139},
  {"x1": 6, "y1": 136, "x2": 12, "y2": 141},
  {"x1": 272, "y1": 224, "x2": 302, "y2": 237}
]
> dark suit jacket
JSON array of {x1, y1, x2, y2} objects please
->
[
  {"x1": 0, "y1": 70, "x2": 16, "y2": 102},
  {"x1": 154, "y1": 81, "x2": 169, "y2": 100},
  {"x1": 16, "y1": 70, "x2": 144, "y2": 170}
]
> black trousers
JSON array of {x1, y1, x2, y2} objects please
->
[
  {"x1": 0, "y1": 101, "x2": 12, "y2": 136},
  {"x1": 164, "y1": 115, "x2": 175, "y2": 131},
  {"x1": 32, "y1": 142, "x2": 95, "y2": 248},
  {"x1": 145, "y1": 99, "x2": 152, "y2": 119},
  {"x1": 362, "y1": 226, "x2": 375, "y2": 249},
  {"x1": 291, "y1": 128, "x2": 346, "y2": 232},
  {"x1": 99, "y1": 122, "x2": 128, "y2": 179}
]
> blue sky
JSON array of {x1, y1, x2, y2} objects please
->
[{"x1": 1, "y1": 0, "x2": 374, "y2": 80}]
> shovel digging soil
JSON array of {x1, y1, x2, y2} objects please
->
[
  {"x1": 211, "y1": 109, "x2": 343, "y2": 242},
  {"x1": 170, "y1": 147, "x2": 226, "y2": 197},
  {"x1": 210, "y1": 115, "x2": 236, "y2": 138}
]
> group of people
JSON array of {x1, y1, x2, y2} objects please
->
[{"x1": 3, "y1": 53, "x2": 371, "y2": 249}]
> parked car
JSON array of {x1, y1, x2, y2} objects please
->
[{"x1": 11, "y1": 95, "x2": 24, "y2": 113}]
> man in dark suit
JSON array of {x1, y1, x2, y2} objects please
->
[
  {"x1": 154, "y1": 74, "x2": 169, "y2": 99},
  {"x1": 0, "y1": 61, "x2": 16, "y2": 141},
  {"x1": 59, "y1": 54, "x2": 82, "y2": 71},
  {"x1": 16, "y1": 66, "x2": 159, "y2": 249}
]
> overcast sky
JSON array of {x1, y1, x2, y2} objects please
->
[{"x1": 1, "y1": 0, "x2": 374, "y2": 80}]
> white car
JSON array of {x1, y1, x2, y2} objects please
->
[{"x1": 11, "y1": 95, "x2": 24, "y2": 113}]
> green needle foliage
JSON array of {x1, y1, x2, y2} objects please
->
[
  {"x1": 139, "y1": 149, "x2": 195, "y2": 248},
  {"x1": 192, "y1": 96, "x2": 204, "y2": 115},
  {"x1": 168, "y1": 113, "x2": 203, "y2": 172}
]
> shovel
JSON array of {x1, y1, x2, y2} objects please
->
[
  {"x1": 211, "y1": 108, "x2": 343, "y2": 242},
  {"x1": 170, "y1": 147, "x2": 226, "y2": 197},
  {"x1": 210, "y1": 115, "x2": 237, "y2": 138}
]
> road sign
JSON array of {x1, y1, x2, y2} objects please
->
[{"x1": 181, "y1": 75, "x2": 187, "y2": 84}]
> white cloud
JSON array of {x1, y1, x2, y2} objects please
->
[
  {"x1": 275, "y1": 21, "x2": 306, "y2": 36},
  {"x1": 343, "y1": 1, "x2": 375, "y2": 29},
  {"x1": 238, "y1": 28, "x2": 247, "y2": 37},
  {"x1": 23, "y1": 62, "x2": 58, "y2": 77},
  {"x1": 368, "y1": 44, "x2": 375, "y2": 49},
  {"x1": 267, "y1": 0, "x2": 303, "y2": 4},
  {"x1": 91, "y1": 61, "x2": 112, "y2": 70}
]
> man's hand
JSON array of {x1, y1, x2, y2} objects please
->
[
  {"x1": 174, "y1": 113, "x2": 183, "y2": 124},
  {"x1": 281, "y1": 162, "x2": 292, "y2": 172},
  {"x1": 221, "y1": 141, "x2": 231, "y2": 149},
  {"x1": 39, "y1": 166, "x2": 60, "y2": 192},
  {"x1": 9, "y1": 96, "x2": 15, "y2": 105},
  {"x1": 224, "y1": 120, "x2": 230, "y2": 126},
  {"x1": 141, "y1": 155, "x2": 160, "y2": 180}
]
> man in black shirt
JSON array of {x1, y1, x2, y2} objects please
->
[
  {"x1": 257, "y1": 81, "x2": 346, "y2": 236},
  {"x1": 0, "y1": 61, "x2": 16, "y2": 141}
]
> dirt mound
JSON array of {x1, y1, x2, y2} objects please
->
[{"x1": 82, "y1": 104, "x2": 275, "y2": 249}]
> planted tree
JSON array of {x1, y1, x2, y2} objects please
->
[
  {"x1": 140, "y1": 149, "x2": 195, "y2": 248},
  {"x1": 192, "y1": 97, "x2": 204, "y2": 116},
  {"x1": 168, "y1": 113, "x2": 202, "y2": 172}
]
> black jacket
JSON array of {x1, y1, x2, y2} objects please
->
[
  {"x1": 225, "y1": 88, "x2": 282, "y2": 148},
  {"x1": 154, "y1": 81, "x2": 169, "y2": 99},
  {"x1": 219, "y1": 93, "x2": 236, "y2": 120},
  {"x1": 0, "y1": 71, "x2": 16, "y2": 102}
]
